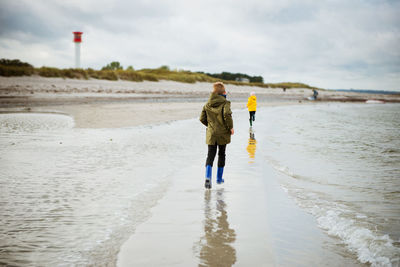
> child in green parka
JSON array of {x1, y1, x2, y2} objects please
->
[{"x1": 200, "y1": 82, "x2": 234, "y2": 189}]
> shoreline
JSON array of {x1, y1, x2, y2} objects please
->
[
  {"x1": 1, "y1": 76, "x2": 399, "y2": 130},
  {"x1": 0, "y1": 101, "x2": 303, "y2": 129},
  {"x1": 1, "y1": 77, "x2": 399, "y2": 128},
  {"x1": 1, "y1": 77, "x2": 400, "y2": 109}
]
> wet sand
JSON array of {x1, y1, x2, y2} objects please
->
[
  {"x1": 0, "y1": 100, "x2": 300, "y2": 129},
  {"x1": 117, "y1": 109, "x2": 363, "y2": 266}
]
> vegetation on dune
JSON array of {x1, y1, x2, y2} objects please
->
[
  {"x1": 0, "y1": 59, "x2": 34, "y2": 76},
  {"x1": 0, "y1": 59, "x2": 33, "y2": 68},
  {"x1": 101, "y1": 61, "x2": 123, "y2": 71},
  {"x1": 0, "y1": 59, "x2": 319, "y2": 89},
  {"x1": 137, "y1": 66, "x2": 215, "y2": 84},
  {"x1": 201, "y1": 71, "x2": 264, "y2": 83}
]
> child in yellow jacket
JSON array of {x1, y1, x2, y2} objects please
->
[{"x1": 247, "y1": 92, "x2": 257, "y2": 127}]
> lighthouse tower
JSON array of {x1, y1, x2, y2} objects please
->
[{"x1": 73, "y1": 32, "x2": 83, "y2": 68}]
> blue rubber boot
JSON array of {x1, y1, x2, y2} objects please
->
[
  {"x1": 217, "y1": 167, "x2": 224, "y2": 184},
  {"x1": 205, "y1": 165, "x2": 212, "y2": 189}
]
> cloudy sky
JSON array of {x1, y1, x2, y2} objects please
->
[{"x1": 1, "y1": 0, "x2": 399, "y2": 90}]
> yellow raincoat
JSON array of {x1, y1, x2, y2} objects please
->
[{"x1": 247, "y1": 95, "x2": 257, "y2": 112}]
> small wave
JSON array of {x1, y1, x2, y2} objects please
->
[
  {"x1": 266, "y1": 158, "x2": 302, "y2": 179},
  {"x1": 265, "y1": 158, "x2": 400, "y2": 266},
  {"x1": 285, "y1": 189, "x2": 400, "y2": 266},
  {"x1": 381, "y1": 148, "x2": 400, "y2": 154},
  {"x1": 266, "y1": 157, "x2": 342, "y2": 187},
  {"x1": 313, "y1": 208, "x2": 400, "y2": 267},
  {"x1": 280, "y1": 185, "x2": 289, "y2": 193}
]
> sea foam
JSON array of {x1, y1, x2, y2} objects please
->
[{"x1": 269, "y1": 159, "x2": 400, "y2": 267}]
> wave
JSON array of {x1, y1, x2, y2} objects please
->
[
  {"x1": 313, "y1": 208, "x2": 400, "y2": 267},
  {"x1": 266, "y1": 156, "x2": 343, "y2": 187},
  {"x1": 267, "y1": 158, "x2": 400, "y2": 266}
]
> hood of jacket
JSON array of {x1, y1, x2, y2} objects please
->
[
  {"x1": 205, "y1": 93, "x2": 227, "y2": 112},
  {"x1": 249, "y1": 95, "x2": 256, "y2": 101}
]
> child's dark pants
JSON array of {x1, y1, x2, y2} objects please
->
[
  {"x1": 249, "y1": 111, "x2": 256, "y2": 121},
  {"x1": 206, "y1": 144, "x2": 226, "y2": 167}
]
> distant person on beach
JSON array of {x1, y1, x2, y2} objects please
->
[
  {"x1": 247, "y1": 92, "x2": 257, "y2": 127},
  {"x1": 200, "y1": 82, "x2": 234, "y2": 189},
  {"x1": 313, "y1": 89, "x2": 318, "y2": 100}
]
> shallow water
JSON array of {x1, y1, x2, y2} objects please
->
[
  {"x1": 258, "y1": 103, "x2": 400, "y2": 266},
  {"x1": 0, "y1": 113, "x2": 203, "y2": 266},
  {"x1": 1, "y1": 104, "x2": 399, "y2": 266}
]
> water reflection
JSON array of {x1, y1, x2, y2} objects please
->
[
  {"x1": 198, "y1": 189, "x2": 236, "y2": 267},
  {"x1": 247, "y1": 130, "x2": 257, "y2": 163}
]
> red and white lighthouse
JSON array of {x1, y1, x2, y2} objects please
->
[{"x1": 73, "y1": 32, "x2": 83, "y2": 68}]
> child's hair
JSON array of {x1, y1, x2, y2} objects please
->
[
  {"x1": 250, "y1": 92, "x2": 255, "y2": 96},
  {"x1": 213, "y1": 82, "x2": 225, "y2": 94}
]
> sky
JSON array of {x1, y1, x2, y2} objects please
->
[{"x1": 0, "y1": 0, "x2": 399, "y2": 90}]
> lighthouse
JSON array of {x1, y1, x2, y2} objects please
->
[{"x1": 73, "y1": 32, "x2": 83, "y2": 68}]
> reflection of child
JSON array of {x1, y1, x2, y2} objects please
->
[
  {"x1": 247, "y1": 92, "x2": 257, "y2": 127},
  {"x1": 247, "y1": 133, "x2": 257, "y2": 163},
  {"x1": 200, "y1": 82, "x2": 234, "y2": 189}
]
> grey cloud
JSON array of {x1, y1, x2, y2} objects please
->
[
  {"x1": 0, "y1": 1, "x2": 59, "y2": 40},
  {"x1": 0, "y1": 0, "x2": 399, "y2": 90}
]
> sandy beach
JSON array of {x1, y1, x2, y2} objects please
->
[
  {"x1": 0, "y1": 76, "x2": 313, "y2": 128},
  {"x1": 1, "y1": 76, "x2": 399, "y2": 266},
  {"x1": 1, "y1": 76, "x2": 399, "y2": 128}
]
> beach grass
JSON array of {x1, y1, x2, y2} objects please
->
[{"x1": 0, "y1": 59, "x2": 319, "y2": 89}]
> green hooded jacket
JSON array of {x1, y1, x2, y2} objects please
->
[{"x1": 199, "y1": 93, "x2": 233, "y2": 145}]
